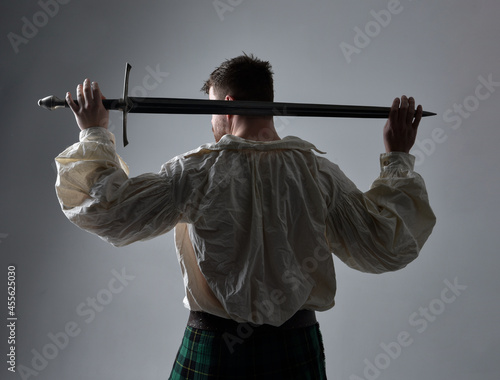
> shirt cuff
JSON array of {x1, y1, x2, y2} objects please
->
[
  {"x1": 380, "y1": 152, "x2": 415, "y2": 172},
  {"x1": 79, "y1": 127, "x2": 116, "y2": 145}
]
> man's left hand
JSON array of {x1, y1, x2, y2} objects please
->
[{"x1": 383, "y1": 95, "x2": 422, "y2": 153}]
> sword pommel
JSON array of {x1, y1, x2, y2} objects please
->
[{"x1": 38, "y1": 96, "x2": 68, "y2": 111}]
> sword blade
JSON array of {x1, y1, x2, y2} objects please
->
[{"x1": 128, "y1": 97, "x2": 393, "y2": 118}]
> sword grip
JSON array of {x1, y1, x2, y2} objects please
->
[{"x1": 37, "y1": 96, "x2": 123, "y2": 111}]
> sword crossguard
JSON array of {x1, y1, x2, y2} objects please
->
[{"x1": 121, "y1": 63, "x2": 133, "y2": 146}]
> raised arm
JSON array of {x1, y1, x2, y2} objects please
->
[
  {"x1": 55, "y1": 79, "x2": 182, "y2": 246},
  {"x1": 325, "y1": 96, "x2": 436, "y2": 273}
]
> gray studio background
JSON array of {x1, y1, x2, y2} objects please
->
[{"x1": 1, "y1": 0, "x2": 499, "y2": 379}]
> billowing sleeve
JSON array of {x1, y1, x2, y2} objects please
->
[
  {"x1": 324, "y1": 152, "x2": 436, "y2": 274},
  {"x1": 54, "y1": 127, "x2": 182, "y2": 247}
]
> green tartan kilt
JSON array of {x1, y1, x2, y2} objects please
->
[{"x1": 169, "y1": 322, "x2": 327, "y2": 379}]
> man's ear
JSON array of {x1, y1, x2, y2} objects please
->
[{"x1": 224, "y1": 95, "x2": 234, "y2": 122}]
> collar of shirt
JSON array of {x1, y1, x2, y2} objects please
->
[{"x1": 183, "y1": 135, "x2": 326, "y2": 158}]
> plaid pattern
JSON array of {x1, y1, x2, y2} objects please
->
[{"x1": 169, "y1": 323, "x2": 326, "y2": 379}]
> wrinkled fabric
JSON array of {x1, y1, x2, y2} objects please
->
[{"x1": 55, "y1": 127, "x2": 436, "y2": 325}]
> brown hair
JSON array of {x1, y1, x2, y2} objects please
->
[{"x1": 201, "y1": 53, "x2": 274, "y2": 102}]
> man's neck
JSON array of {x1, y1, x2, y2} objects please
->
[{"x1": 231, "y1": 116, "x2": 281, "y2": 142}]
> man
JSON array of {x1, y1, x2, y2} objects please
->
[{"x1": 55, "y1": 54, "x2": 436, "y2": 379}]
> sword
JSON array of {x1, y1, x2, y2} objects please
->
[{"x1": 38, "y1": 63, "x2": 436, "y2": 146}]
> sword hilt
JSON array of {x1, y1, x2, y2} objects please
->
[
  {"x1": 38, "y1": 63, "x2": 133, "y2": 146},
  {"x1": 37, "y1": 96, "x2": 124, "y2": 111}
]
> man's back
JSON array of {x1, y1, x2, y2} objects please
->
[{"x1": 170, "y1": 135, "x2": 337, "y2": 326}]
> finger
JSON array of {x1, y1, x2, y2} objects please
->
[
  {"x1": 389, "y1": 97, "x2": 400, "y2": 126},
  {"x1": 406, "y1": 97, "x2": 416, "y2": 124},
  {"x1": 66, "y1": 92, "x2": 78, "y2": 113},
  {"x1": 92, "y1": 81, "x2": 102, "y2": 103},
  {"x1": 412, "y1": 104, "x2": 423, "y2": 130},
  {"x1": 76, "y1": 84, "x2": 84, "y2": 107},
  {"x1": 398, "y1": 95, "x2": 408, "y2": 126},
  {"x1": 99, "y1": 84, "x2": 106, "y2": 100},
  {"x1": 83, "y1": 78, "x2": 93, "y2": 106}
]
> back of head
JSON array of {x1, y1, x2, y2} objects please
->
[{"x1": 202, "y1": 53, "x2": 274, "y2": 102}]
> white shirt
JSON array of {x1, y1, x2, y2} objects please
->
[{"x1": 55, "y1": 127, "x2": 436, "y2": 326}]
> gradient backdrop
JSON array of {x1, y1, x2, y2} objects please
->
[{"x1": 1, "y1": 0, "x2": 499, "y2": 379}]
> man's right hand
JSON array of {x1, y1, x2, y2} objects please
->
[
  {"x1": 66, "y1": 78, "x2": 109, "y2": 131},
  {"x1": 383, "y1": 95, "x2": 422, "y2": 154}
]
